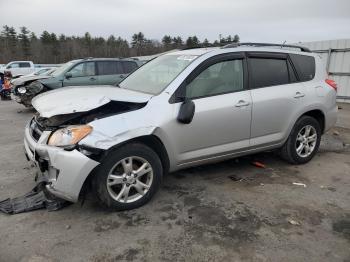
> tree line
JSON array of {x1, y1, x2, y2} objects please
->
[{"x1": 0, "y1": 25, "x2": 240, "y2": 64}]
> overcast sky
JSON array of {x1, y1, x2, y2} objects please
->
[{"x1": 1, "y1": 0, "x2": 349, "y2": 43}]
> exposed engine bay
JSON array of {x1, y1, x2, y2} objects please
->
[{"x1": 35, "y1": 100, "x2": 146, "y2": 129}]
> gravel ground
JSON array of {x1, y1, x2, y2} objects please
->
[{"x1": 0, "y1": 101, "x2": 349, "y2": 262}]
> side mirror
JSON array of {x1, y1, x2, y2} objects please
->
[
  {"x1": 177, "y1": 99, "x2": 195, "y2": 124},
  {"x1": 65, "y1": 72, "x2": 72, "y2": 79}
]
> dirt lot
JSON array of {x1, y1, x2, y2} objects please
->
[{"x1": 0, "y1": 101, "x2": 349, "y2": 262}]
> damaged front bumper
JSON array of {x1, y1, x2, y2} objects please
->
[
  {"x1": 11, "y1": 93, "x2": 22, "y2": 103},
  {"x1": 24, "y1": 118, "x2": 100, "y2": 202},
  {"x1": 11, "y1": 92, "x2": 34, "y2": 107}
]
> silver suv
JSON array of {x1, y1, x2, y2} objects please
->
[{"x1": 25, "y1": 43, "x2": 338, "y2": 210}]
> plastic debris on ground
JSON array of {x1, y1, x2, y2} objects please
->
[
  {"x1": 288, "y1": 219, "x2": 301, "y2": 226},
  {"x1": 333, "y1": 130, "x2": 340, "y2": 136},
  {"x1": 292, "y1": 182, "x2": 307, "y2": 187},
  {"x1": 228, "y1": 174, "x2": 256, "y2": 182},
  {"x1": 251, "y1": 161, "x2": 266, "y2": 168},
  {"x1": 0, "y1": 182, "x2": 69, "y2": 215}
]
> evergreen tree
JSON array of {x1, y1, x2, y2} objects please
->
[
  {"x1": 50, "y1": 33, "x2": 60, "y2": 62},
  {"x1": 30, "y1": 32, "x2": 37, "y2": 41},
  {"x1": 7, "y1": 26, "x2": 18, "y2": 56},
  {"x1": 186, "y1": 36, "x2": 200, "y2": 48},
  {"x1": 202, "y1": 38, "x2": 210, "y2": 47},
  {"x1": 131, "y1": 32, "x2": 146, "y2": 55},
  {"x1": 0, "y1": 25, "x2": 241, "y2": 64},
  {"x1": 40, "y1": 31, "x2": 51, "y2": 43},
  {"x1": 18, "y1": 26, "x2": 31, "y2": 58},
  {"x1": 162, "y1": 35, "x2": 172, "y2": 47},
  {"x1": 233, "y1": 34, "x2": 240, "y2": 43},
  {"x1": 172, "y1": 36, "x2": 183, "y2": 48}
]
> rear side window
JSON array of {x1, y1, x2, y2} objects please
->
[
  {"x1": 19, "y1": 62, "x2": 30, "y2": 68},
  {"x1": 97, "y1": 61, "x2": 123, "y2": 75},
  {"x1": 122, "y1": 61, "x2": 138, "y2": 74},
  {"x1": 289, "y1": 54, "x2": 315, "y2": 81},
  {"x1": 249, "y1": 58, "x2": 289, "y2": 88}
]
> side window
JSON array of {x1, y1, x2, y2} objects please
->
[
  {"x1": 97, "y1": 61, "x2": 123, "y2": 75},
  {"x1": 7, "y1": 63, "x2": 19, "y2": 69},
  {"x1": 69, "y1": 62, "x2": 95, "y2": 77},
  {"x1": 122, "y1": 61, "x2": 138, "y2": 74},
  {"x1": 289, "y1": 54, "x2": 315, "y2": 81},
  {"x1": 19, "y1": 62, "x2": 30, "y2": 68},
  {"x1": 186, "y1": 59, "x2": 244, "y2": 99},
  {"x1": 249, "y1": 58, "x2": 289, "y2": 88}
]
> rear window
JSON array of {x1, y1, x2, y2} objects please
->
[
  {"x1": 289, "y1": 54, "x2": 315, "y2": 82},
  {"x1": 249, "y1": 58, "x2": 289, "y2": 88},
  {"x1": 97, "y1": 61, "x2": 123, "y2": 75},
  {"x1": 122, "y1": 61, "x2": 138, "y2": 74}
]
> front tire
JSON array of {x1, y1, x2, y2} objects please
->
[
  {"x1": 280, "y1": 116, "x2": 321, "y2": 164},
  {"x1": 93, "y1": 143, "x2": 163, "y2": 211}
]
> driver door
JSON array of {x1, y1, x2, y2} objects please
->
[
  {"x1": 167, "y1": 53, "x2": 252, "y2": 165},
  {"x1": 63, "y1": 61, "x2": 98, "y2": 86}
]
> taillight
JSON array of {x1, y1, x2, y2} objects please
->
[{"x1": 325, "y1": 79, "x2": 337, "y2": 92}]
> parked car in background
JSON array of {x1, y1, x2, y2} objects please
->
[
  {"x1": 29, "y1": 67, "x2": 54, "y2": 76},
  {"x1": 12, "y1": 58, "x2": 142, "y2": 107},
  {"x1": 0, "y1": 61, "x2": 35, "y2": 78},
  {"x1": 10, "y1": 68, "x2": 56, "y2": 105},
  {"x1": 25, "y1": 43, "x2": 337, "y2": 211}
]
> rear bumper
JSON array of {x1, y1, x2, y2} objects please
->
[
  {"x1": 325, "y1": 105, "x2": 338, "y2": 132},
  {"x1": 24, "y1": 120, "x2": 99, "y2": 202}
]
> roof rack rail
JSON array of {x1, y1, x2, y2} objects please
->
[
  {"x1": 181, "y1": 46, "x2": 207, "y2": 50},
  {"x1": 222, "y1": 42, "x2": 311, "y2": 52},
  {"x1": 83, "y1": 57, "x2": 94, "y2": 60}
]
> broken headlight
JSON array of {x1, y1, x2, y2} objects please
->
[
  {"x1": 18, "y1": 87, "x2": 27, "y2": 94},
  {"x1": 48, "y1": 125, "x2": 92, "y2": 147},
  {"x1": 28, "y1": 81, "x2": 44, "y2": 94}
]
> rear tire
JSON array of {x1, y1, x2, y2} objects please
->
[
  {"x1": 280, "y1": 116, "x2": 321, "y2": 164},
  {"x1": 93, "y1": 143, "x2": 163, "y2": 211}
]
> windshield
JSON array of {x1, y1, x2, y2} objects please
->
[
  {"x1": 119, "y1": 54, "x2": 198, "y2": 94},
  {"x1": 44, "y1": 68, "x2": 56, "y2": 75},
  {"x1": 51, "y1": 61, "x2": 76, "y2": 77},
  {"x1": 34, "y1": 68, "x2": 49, "y2": 75}
]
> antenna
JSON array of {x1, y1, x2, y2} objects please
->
[{"x1": 281, "y1": 40, "x2": 286, "y2": 49}]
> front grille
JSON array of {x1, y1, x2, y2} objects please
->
[{"x1": 29, "y1": 118, "x2": 44, "y2": 142}]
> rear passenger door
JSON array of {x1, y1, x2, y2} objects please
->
[
  {"x1": 96, "y1": 61, "x2": 124, "y2": 85},
  {"x1": 248, "y1": 52, "x2": 306, "y2": 147}
]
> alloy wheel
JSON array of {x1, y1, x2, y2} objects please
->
[
  {"x1": 106, "y1": 156, "x2": 153, "y2": 203},
  {"x1": 295, "y1": 125, "x2": 317, "y2": 158}
]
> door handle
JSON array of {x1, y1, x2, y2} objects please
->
[
  {"x1": 294, "y1": 92, "x2": 305, "y2": 98},
  {"x1": 235, "y1": 100, "x2": 250, "y2": 107},
  {"x1": 90, "y1": 77, "x2": 96, "y2": 81}
]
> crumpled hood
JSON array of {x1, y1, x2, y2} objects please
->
[
  {"x1": 11, "y1": 75, "x2": 52, "y2": 86},
  {"x1": 32, "y1": 85, "x2": 153, "y2": 118}
]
